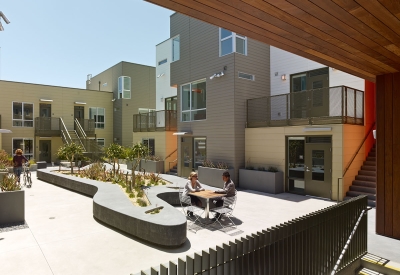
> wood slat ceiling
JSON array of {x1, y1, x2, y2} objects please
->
[{"x1": 146, "y1": 0, "x2": 400, "y2": 82}]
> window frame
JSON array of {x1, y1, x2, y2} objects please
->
[
  {"x1": 238, "y1": 72, "x2": 255, "y2": 81},
  {"x1": 89, "y1": 107, "x2": 105, "y2": 129},
  {"x1": 118, "y1": 76, "x2": 131, "y2": 99},
  {"x1": 142, "y1": 138, "x2": 155, "y2": 156},
  {"x1": 180, "y1": 79, "x2": 207, "y2": 122},
  {"x1": 219, "y1": 28, "x2": 247, "y2": 57},
  {"x1": 12, "y1": 138, "x2": 34, "y2": 160},
  {"x1": 172, "y1": 35, "x2": 180, "y2": 62},
  {"x1": 12, "y1": 101, "x2": 34, "y2": 127},
  {"x1": 158, "y1": 58, "x2": 167, "y2": 65}
]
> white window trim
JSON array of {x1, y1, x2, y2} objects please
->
[
  {"x1": 171, "y1": 35, "x2": 180, "y2": 63},
  {"x1": 238, "y1": 71, "x2": 255, "y2": 81},
  {"x1": 12, "y1": 137, "x2": 34, "y2": 159},
  {"x1": 118, "y1": 76, "x2": 131, "y2": 99},
  {"x1": 219, "y1": 28, "x2": 247, "y2": 57},
  {"x1": 12, "y1": 101, "x2": 34, "y2": 128},
  {"x1": 158, "y1": 58, "x2": 168, "y2": 66},
  {"x1": 89, "y1": 107, "x2": 105, "y2": 129},
  {"x1": 180, "y1": 79, "x2": 207, "y2": 122}
]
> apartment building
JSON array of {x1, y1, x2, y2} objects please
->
[
  {"x1": 87, "y1": 61, "x2": 156, "y2": 148},
  {"x1": 245, "y1": 47, "x2": 376, "y2": 202},
  {"x1": 0, "y1": 80, "x2": 113, "y2": 162}
]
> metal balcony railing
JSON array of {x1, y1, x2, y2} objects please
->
[
  {"x1": 247, "y1": 86, "x2": 364, "y2": 128},
  {"x1": 35, "y1": 117, "x2": 62, "y2": 136},
  {"x1": 75, "y1": 118, "x2": 95, "y2": 136},
  {"x1": 133, "y1": 110, "x2": 177, "y2": 132}
]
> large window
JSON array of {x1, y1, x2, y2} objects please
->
[
  {"x1": 181, "y1": 80, "x2": 206, "y2": 122},
  {"x1": 194, "y1": 137, "x2": 206, "y2": 169},
  {"x1": 118, "y1": 76, "x2": 131, "y2": 99},
  {"x1": 12, "y1": 138, "x2": 34, "y2": 160},
  {"x1": 142, "y1": 138, "x2": 155, "y2": 156},
  {"x1": 13, "y1": 102, "x2": 33, "y2": 127},
  {"x1": 89, "y1": 107, "x2": 105, "y2": 129},
  {"x1": 220, "y1": 28, "x2": 247, "y2": 56},
  {"x1": 172, "y1": 36, "x2": 180, "y2": 61}
]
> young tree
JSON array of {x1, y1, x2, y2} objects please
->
[
  {"x1": 125, "y1": 142, "x2": 149, "y2": 191},
  {"x1": 104, "y1": 143, "x2": 125, "y2": 175},
  {"x1": 57, "y1": 143, "x2": 84, "y2": 174}
]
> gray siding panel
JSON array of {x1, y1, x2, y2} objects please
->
[{"x1": 171, "y1": 14, "x2": 270, "y2": 182}]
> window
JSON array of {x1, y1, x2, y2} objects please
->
[
  {"x1": 118, "y1": 76, "x2": 131, "y2": 99},
  {"x1": 158, "y1": 59, "x2": 167, "y2": 65},
  {"x1": 181, "y1": 80, "x2": 206, "y2": 122},
  {"x1": 220, "y1": 28, "x2": 247, "y2": 56},
  {"x1": 89, "y1": 107, "x2": 105, "y2": 129},
  {"x1": 96, "y1": 138, "x2": 105, "y2": 148},
  {"x1": 172, "y1": 36, "x2": 180, "y2": 61},
  {"x1": 13, "y1": 102, "x2": 33, "y2": 127},
  {"x1": 12, "y1": 138, "x2": 34, "y2": 160},
  {"x1": 142, "y1": 138, "x2": 155, "y2": 156},
  {"x1": 238, "y1": 72, "x2": 255, "y2": 81},
  {"x1": 193, "y1": 137, "x2": 206, "y2": 169}
]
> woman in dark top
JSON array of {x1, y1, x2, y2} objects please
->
[{"x1": 13, "y1": 149, "x2": 29, "y2": 183}]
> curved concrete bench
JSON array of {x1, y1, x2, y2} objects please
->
[{"x1": 37, "y1": 168, "x2": 187, "y2": 247}]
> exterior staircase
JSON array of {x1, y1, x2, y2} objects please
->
[
  {"x1": 68, "y1": 130, "x2": 85, "y2": 149},
  {"x1": 345, "y1": 144, "x2": 376, "y2": 207},
  {"x1": 168, "y1": 164, "x2": 178, "y2": 176}
]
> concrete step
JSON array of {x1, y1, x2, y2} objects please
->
[
  {"x1": 353, "y1": 180, "x2": 376, "y2": 188},
  {"x1": 350, "y1": 185, "x2": 376, "y2": 194},
  {"x1": 367, "y1": 156, "x2": 376, "y2": 162},
  {"x1": 361, "y1": 253, "x2": 400, "y2": 275},
  {"x1": 355, "y1": 175, "x2": 376, "y2": 182},
  {"x1": 346, "y1": 190, "x2": 376, "y2": 201},
  {"x1": 362, "y1": 165, "x2": 376, "y2": 171},
  {"x1": 369, "y1": 152, "x2": 376, "y2": 157},
  {"x1": 359, "y1": 170, "x2": 377, "y2": 176},
  {"x1": 358, "y1": 267, "x2": 384, "y2": 274},
  {"x1": 364, "y1": 161, "x2": 376, "y2": 166}
]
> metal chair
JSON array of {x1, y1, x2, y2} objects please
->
[
  {"x1": 179, "y1": 188, "x2": 204, "y2": 225},
  {"x1": 210, "y1": 190, "x2": 237, "y2": 229}
]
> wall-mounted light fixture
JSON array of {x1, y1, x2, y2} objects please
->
[
  {"x1": 281, "y1": 74, "x2": 286, "y2": 80},
  {"x1": 210, "y1": 71, "x2": 224, "y2": 80},
  {"x1": 373, "y1": 130, "x2": 376, "y2": 139},
  {"x1": 157, "y1": 73, "x2": 165, "y2": 78},
  {"x1": 40, "y1": 99, "x2": 53, "y2": 102},
  {"x1": 74, "y1": 101, "x2": 86, "y2": 105},
  {"x1": 102, "y1": 82, "x2": 108, "y2": 87},
  {"x1": 111, "y1": 98, "x2": 116, "y2": 102},
  {"x1": 160, "y1": 96, "x2": 164, "y2": 102}
]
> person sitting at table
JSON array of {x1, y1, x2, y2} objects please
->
[
  {"x1": 212, "y1": 171, "x2": 236, "y2": 221},
  {"x1": 183, "y1": 171, "x2": 205, "y2": 216}
]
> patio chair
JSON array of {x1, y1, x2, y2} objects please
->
[
  {"x1": 210, "y1": 190, "x2": 237, "y2": 229},
  {"x1": 179, "y1": 188, "x2": 204, "y2": 225}
]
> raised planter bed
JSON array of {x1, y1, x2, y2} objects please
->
[
  {"x1": 37, "y1": 168, "x2": 186, "y2": 247},
  {"x1": 127, "y1": 159, "x2": 164, "y2": 174},
  {"x1": 239, "y1": 169, "x2": 284, "y2": 194},
  {"x1": 0, "y1": 190, "x2": 25, "y2": 225},
  {"x1": 197, "y1": 166, "x2": 236, "y2": 188}
]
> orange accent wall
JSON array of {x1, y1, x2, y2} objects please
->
[{"x1": 364, "y1": 80, "x2": 376, "y2": 157}]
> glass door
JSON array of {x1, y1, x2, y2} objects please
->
[
  {"x1": 180, "y1": 137, "x2": 193, "y2": 177},
  {"x1": 287, "y1": 137, "x2": 305, "y2": 194}
]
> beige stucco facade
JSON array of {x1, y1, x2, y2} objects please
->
[
  {"x1": 0, "y1": 80, "x2": 113, "y2": 162},
  {"x1": 245, "y1": 124, "x2": 365, "y2": 201}
]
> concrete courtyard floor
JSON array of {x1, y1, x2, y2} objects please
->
[{"x1": 1, "y1": 171, "x2": 400, "y2": 275}]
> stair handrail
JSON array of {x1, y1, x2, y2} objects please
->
[
  {"x1": 331, "y1": 206, "x2": 372, "y2": 275},
  {"x1": 70, "y1": 130, "x2": 86, "y2": 151},
  {"x1": 169, "y1": 158, "x2": 177, "y2": 172},
  {"x1": 164, "y1": 148, "x2": 177, "y2": 160},
  {"x1": 343, "y1": 122, "x2": 375, "y2": 177},
  {"x1": 74, "y1": 118, "x2": 87, "y2": 139},
  {"x1": 59, "y1": 118, "x2": 72, "y2": 144}
]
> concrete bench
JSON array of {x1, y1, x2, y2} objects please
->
[{"x1": 37, "y1": 168, "x2": 187, "y2": 247}]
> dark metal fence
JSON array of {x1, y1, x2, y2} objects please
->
[
  {"x1": 247, "y1": 86, "x2": 364, "y2": 128},
  {"x1": 133, "y1": 110, "x2": 177, "y2": 132},
  {"x1": 76, "y1": 118, "x2": 95, "y2": 136},
  {"x1": 137, "y1": 195, "x2": 367, "y2": 275},
  {"x1": 35, "y1": 117, "x2": 61, "y2": 136}
]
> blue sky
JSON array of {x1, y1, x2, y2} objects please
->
[{"x1": 0, "y1": 0, "x2": 173, "y2": 88}]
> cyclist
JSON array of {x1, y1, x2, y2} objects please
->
[{"x1": 13, "y1": 149, "x2": 29, "y2": 183}]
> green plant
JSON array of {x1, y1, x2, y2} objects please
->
[
  {"x1": 145, "y1": 155, "x2": 162, "y2": 161},
  {"x1": 105, "y1": 143, "x2": 125, "y2": 175},
  {"x1": 246, "y1": 166, "x2": 254, "y2": 170},
  {"x1": 267, "y1": 166, "x2": 279, "y2": 173},
  {"x1": 137, "y1": 198, "x2": 148, "y2": 207},
  {"x1": 129, "y1": 193, "x2": 134, "y2": 198},
  {"x1": 202, "y1": 159, "x2": 215, "y2": 168},
  {"x1": 0, "y1": 174, "x2": 21, "y2": 191},
  {"x1": 29, "y1": 159, "x2": 36, "y2": 165},
  {"x1": 216, "y1": 162, "x2": 229, "y2": 170},
  {"x1": 125, "y1": 142, "x2": 149, "y2": 191},
  {"x1": 57, "y1": 143, "x2": 84, "y2": 174},
  {"x1": 258, "y1": 166, "x2": 266, "y2": 171},
  {"x1": 148, "y1": 172, "x2": 161, "y2": 185},
  {"x1": 0, "y1": 149, "x2": 11, "y2": 168}
]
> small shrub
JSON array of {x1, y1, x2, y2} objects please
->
[
  {"x1": 246, "y1": 166, "x2": 254, "y2": 170},
  {"x1": 0, "y1": 174, "x2": 21, "y2": 191},
  {"x1": 137, "y1": 198, "x2": 147, "y2": 207},
  {"x1": 161, "y1": 181, "x2": 166, "y2": 185},
  {"x1": 129, "y1": 193, "x2": 134, "y2": 198},
  {"x1": 202, "y1": 159, "x2": 215, "y2": 168},
  {"x1": 137, "y1": 189, "x2": 144, "y2": 198},
  {"x1": 145, "y1": 155, "x2": 162, "y2": 161},
  {"x1": 149, "y1": 172, "x2": 161, "y2": 185},
  {"x1": 267, "y1": 166, "x2": 279, "y2": 173},
  {"x1": 258, "y1": 167, "x2": 266, "y2": 171},
  {"x1": 216, "y1": 162, "x2": 229, "y2": 170}
]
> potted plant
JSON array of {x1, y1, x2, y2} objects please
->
[
  {"x1": 28, "y1": 159, "x2": 37, "y2": 171},
  {"x1": 0, "y1": 174, "x2": 25, "y2": 226},
  {"x1": 239, "y1": 165, "x2": 284, "y2": 194},
  {"x1": 198, "y1": 160, "x2": 235, "y2": 188},
  {"x1": 140, "y1": 155, "x2": 164, "y2": 174}
]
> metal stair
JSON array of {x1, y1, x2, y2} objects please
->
[{"x1": 345, "y1": 144, "x2": 376, "y2": 207}]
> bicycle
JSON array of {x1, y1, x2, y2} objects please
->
[{"x1": 22, "y1": 163, "x2": 32, "y2": 188}]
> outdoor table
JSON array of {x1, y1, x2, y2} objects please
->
[{"x1": 189, "y1": 190, "x2": 226, "y2": 219}]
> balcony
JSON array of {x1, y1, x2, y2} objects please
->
[
  {"x1": 247, "y1": 86, "x2": 364, "y2": 128},
  {"x1": 35, "y1": 117, "x2": 62, "y2": 136},
  {"x1": 133, "y1": 110, "x2": 177, "y2": 132}
]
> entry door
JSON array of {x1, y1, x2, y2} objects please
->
[
  {"x1": 74, "y1": 106, "x2": 84, "y2": 129},
  {"x1": 39, "y1": 103, "x2": 52, "y2": 130},
  {"x1": 307, "y1": 69, "x2": 329, "y2": 117},
  {"x1": 181, "y1": 137, "x2": 193, "y2": 177},
  {"x1": 304, "y1": 143, "x2": 332, "y2": 199},
  {"x1": 39, "y1": 140, "x2": 51, "y2": 163}
]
